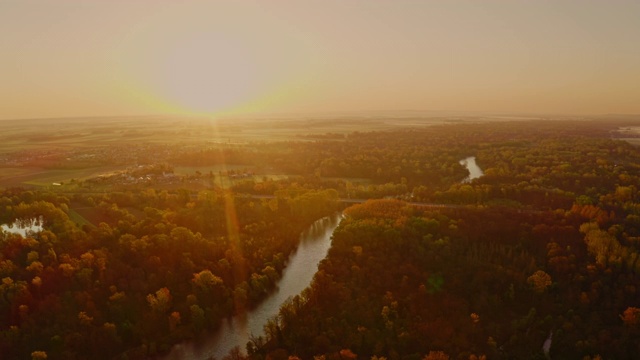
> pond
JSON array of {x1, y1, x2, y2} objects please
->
[
  {"x1": 1, "y1": 216, "x2": 44, "y2": 237},
  {"x1": 459, "y1": 156, "x2": 484, "y2": 183}
]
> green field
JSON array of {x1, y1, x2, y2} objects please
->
[
  {"x1": 173, "y1": 164, "x2": 251, "y2": 175},
  {"x1": 320, "y1": 176, "x2": 372, "y2": 184},
  {"x1": 0, "y1": 165, "x2": 126, "y2": 188},
  {"x1": 67, "y1": 208, "x2": 94, "y2": 227}
]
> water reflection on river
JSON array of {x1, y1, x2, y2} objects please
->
[{"x1": 162, "y1": 213, "x2": 343, "y2": 360}]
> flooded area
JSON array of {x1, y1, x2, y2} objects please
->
[
  {"x1": 1, "y1": 216, "x2": 44, "y2": 237},
  {"x1": 459, "y1": 156, "x2": 484, "y2": 183}
]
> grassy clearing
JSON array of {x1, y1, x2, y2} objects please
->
[
  {"x1": 21, "y1": 167, "x2": 116, "y2": 186},
  {"x1": 621, "y1": 138, "x2": 640, "y2": 146},
  {"x1": 0, "y1": 167, "x2": 29, "y2": 179},
  {"x1": 67, "y1": 209, "x2": 94, "y2": 227},
  {"x1": 174, "y1": 165, "x2": 291, "y2": 189},
  {"x1": 0, "y1": 116, "x2": 448, "y2": 190},
  {"x1": 212, "y1": 174, "x2": 291, "y2": 189},
  {"x1": 0, "y1": 116, "x2": 446, "y2": 156},
  {"x1": 0, "y1": 165, "x2": 126, "y2": 188},
  {"x1": 69, "y1": 205, "x2": 110, "y2": 226},
  {"x1": 321, "y1": 176, "x2": 372, "y2": 184},
  {"x1": 173, "y1": 164, "x2": 250, "y2": 175},
  {"x1": 21, "y1": 170, "x2": 90, "y2": 186}
]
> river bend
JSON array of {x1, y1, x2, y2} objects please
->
[{"x1": 162, "y1": 213, "x2": 343, "y2": 359}]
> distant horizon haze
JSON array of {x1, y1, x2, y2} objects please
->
[
  {"x1": 2, "y1": 0, "x2": 639, "y2": 120},
  {"x1": 2, "y1": 109, "x2": 639, "y2": 124}
]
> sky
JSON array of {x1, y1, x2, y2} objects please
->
[{"x1": 1, "y1": 0, "x2": 639, "y2": 120}]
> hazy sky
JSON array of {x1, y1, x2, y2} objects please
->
[{"x1": 1, "y1": 0, "x2": 639, "y2": 120}]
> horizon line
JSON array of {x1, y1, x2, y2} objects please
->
[{"x1": 2, "y1": 110, "x2": 640, "y2": 123}]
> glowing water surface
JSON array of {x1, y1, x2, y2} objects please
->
[
  {"x1": 1, "y1": 217, "x2": 44, "y2": 237},
  {"x1": 460, "y1": 156, "x2": 484, "y2": 183},
  {"x1": 163, "y1": 213, "x2": 343, "y2": 359}
]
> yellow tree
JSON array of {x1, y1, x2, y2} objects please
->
[
  {"x1": 528, "y1": 270, "x2": 552, "y2": 293},
  {"x1": 339, "y1": 349, "x2": 357, "y2": 360},
  {"x1": 147, "y1": 287, "x2": 172, "y2": 314},
  {"x1": 192, "y1": 270, "x2": 223, "y2": 291},
  {"x1": 423, "y1": 351, "x2": 450, "y2": 360},
  {"x1": 621, "y1": 307, "x2": 640, "y2": 327},
  {"x1": 31, "y1": 351, "x2": 47, "y2": 360}
]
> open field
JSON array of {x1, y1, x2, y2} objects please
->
[
  {"x1": 0, "y1": 115, "x2": 445, "y2": 189},
  {"x1": 173, "y1": 164, "x2": 252, "y2": 175},
  {"x1": 0, "y1": 165, "x2": 127, "y2": 188},
  {"x1": 0, "y1": 113, "x2": 609, "y2": 153},
  {"x1": 0, "y1": 114, "x2": 485, "y2": 153},
  {"x1": 67, "y1": 208, "x2": 94, "y2": 227},
  {"x1": 2, "y1": 114, "x2": 633, "y2": 190},
  {"x1": 320, "y1": 176, "x2": 372, "y2": 185},
  {"x1": 174, "y1": 165, "x2": 292, "y2": 188}
]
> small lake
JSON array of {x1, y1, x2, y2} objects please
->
[
  {"x1": 460, "y1": 156, "x2": 484, "y2": 183},
  {"x1": 162, "y1": 213, "x2": 343, "y2": 359},
  {"x1": 1, "y1": 217, "x2": 44, "y2": 237}
]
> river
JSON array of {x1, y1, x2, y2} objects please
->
[
  {"x1": 164, "y1": 157, "x2": 483, "y2": 359},
  {"x1": 459, "y1": 156, "x2": 484, "y2": 183},
  {"x1": 162, "y1": 213, "x2": 343, "y2": 360}
]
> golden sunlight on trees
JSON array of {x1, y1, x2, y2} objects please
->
[
  {"x1": 527, "y1": 270, "x2": 552, "y2": 293},
  {"x1": 5, "y1": 121, "x2": 640, "y2": 358},
  {"x1": 581, "y1": 356, "x2": 603, "y2": 360},
  {"x1": 31, "y1": 351, "x2": 47, "y2": 360},
  {"x1": 192, "y1": 269, "x2": 223, "y2": 290},
  {"x1": 470, "y1": 313, "x2": 480, "y2": 324},
  {"x1": 468, "y1": 355, "x2": 487, "y2": 360},
  {"x1": 581, "y1": 223, "x2": 623, "y2": 267},
  {"x1": 147, "y1": 287, "x2": 172, "y2": 314},
  {"x1": 169, "y1": 311, "x2": 181, "y2": 332},
  {"x1": 423, "y1": 351, "x2": 450, "y2": 360},
  {"x1": 621, "y1": 307, "x2": 640, "y2": 327},
  {"x1": 78, "y1": 311, "x2": 93, "y2": 325},
  {"x1": 339, "y1": 349, "x2": 357, "y2": 359}
]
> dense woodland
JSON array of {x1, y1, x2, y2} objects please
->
[
  {"x1": 2, "y1": 120, "x2": 640, "y2": 359},
  {"x1": 253, "y1": 198, "x2": 640, "y2": 359},
  {"x1": 244, "y1": 121, "x2": 640, "y2": 360},
  {"x1": 0, "y1": 187, "x2": 339, "y2": 359}
]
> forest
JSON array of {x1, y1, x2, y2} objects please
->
[
  {"x1": 1, "y1": 119, "x2": 640, "y2": 359},
  {"x1": 0, "y1": 187, "x2": 340, "y2": 359}
]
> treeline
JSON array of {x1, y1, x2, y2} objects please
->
[
  {"x1": 69, "y1": 120, "x2": 639, "y2": 208},
  {"x1": 0, "y1": 187, "x2": 340, "y2": 359},
  {"x1": 211, "y1": 120, "x2": 640, "y2": 208},
  {"x1": 430, "y1": 133, "x2": 640, "y2": 209}
]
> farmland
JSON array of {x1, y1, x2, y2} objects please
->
[{"x1": 0, "y1": 115, "x2": 454, "y2": 190}]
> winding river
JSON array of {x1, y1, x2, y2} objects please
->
[
  {"x1": 162, "y1": 213, "x2": 343, "y2": 360},
  {"x1": 164, "y1": 157, "x2": 483, "y2": 359}
]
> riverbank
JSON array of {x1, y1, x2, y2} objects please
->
[{"x1": 160, "y1": 213, "x2": 343, "y2": 360}]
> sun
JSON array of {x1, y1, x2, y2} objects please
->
[
  {"x1": 117, "y1": 6, "x2": 316, "y2": 118},
  {"x1": 154, "y1": 33, "x2": 261, "y2": 114},
  {"x1": 124, "y1": 28, "x2": 279, "y2": 116}
]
